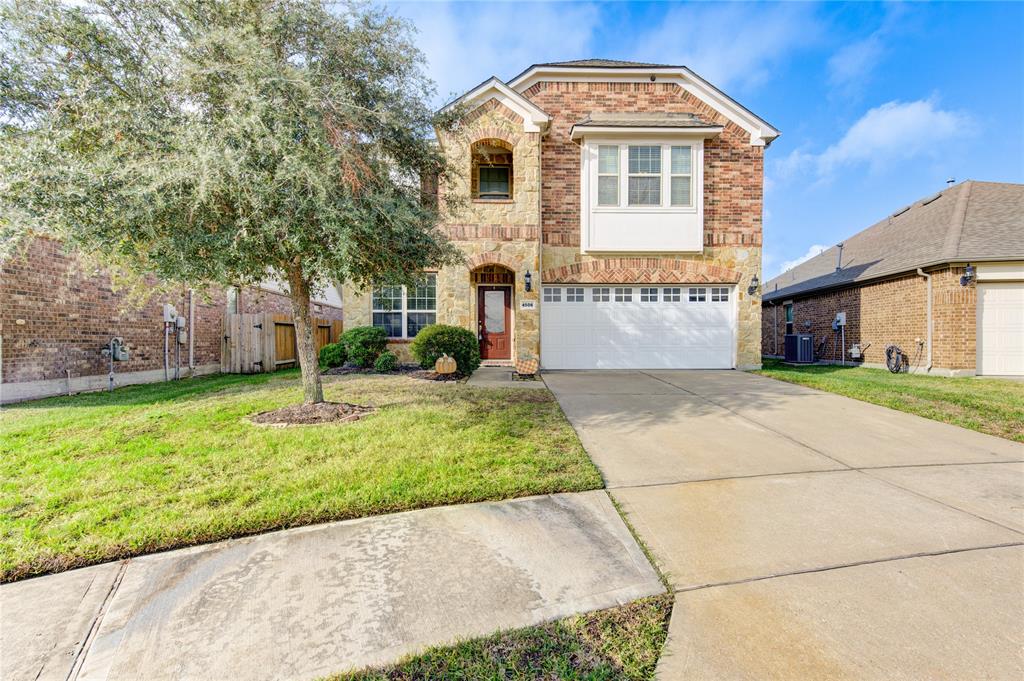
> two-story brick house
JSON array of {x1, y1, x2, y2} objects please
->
[{"x1": 342, "y1": 60, "x2": 779, "y2": 370}]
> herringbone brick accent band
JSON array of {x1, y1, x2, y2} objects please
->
[
  {"x1": 542, "y1": 258, "x2": 742, "y2": 284},
  {"x1": 446, "y1": 224, "x2": 539, "y2": 241}
]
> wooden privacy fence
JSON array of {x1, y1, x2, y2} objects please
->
[{"x1": 222, "y1": 313, "x2": 342, "y2": 374}]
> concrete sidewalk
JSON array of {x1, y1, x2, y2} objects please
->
[
  {"x1": 545, "y1": 370, "x2": 1024, "y2": 680},
  {"x1": 2, "y1": 491, "x2": 663, "y2": 681}
]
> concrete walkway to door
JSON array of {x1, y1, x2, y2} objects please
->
[{"x1": 544, "y1": 370, "x2": 1024, "y2": 680}]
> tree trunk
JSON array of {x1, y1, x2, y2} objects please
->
[{"x1": 286, "y1": 262, "x2": 325, "y2": 405}]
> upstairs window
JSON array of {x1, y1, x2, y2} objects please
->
[
  {"x1": 597, "y1": 146, "x2": 619, "y2": 206},
  {"x1": 628, "y1": 146, "x2": 661, "y2": 206},
  {"x1": 471, "y1": 139, "x2": 514, "y2": 201},
  {"x1": 478, "y1": 166, "x2": 510, "y2": 200},
  {"x1": 670, "y1": 146, "x2": 693, "y2": 207}
]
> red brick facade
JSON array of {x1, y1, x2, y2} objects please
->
[
  {"x1": 523, "y1": 81, "x2": 764, "y2": 249},
  {"x1": 1, "y1": 237, "x2": 342, "y2": 395},
  {"x1": 761, "y1": 266, "x2": 976, "y2": 372}
]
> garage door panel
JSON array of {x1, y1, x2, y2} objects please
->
[
  {"x1": 979, "y1": 283, "x2": 1024, "y2": 376},
  {"x1": 541, "y1": 284, "x2": 736, "y2": 370}
]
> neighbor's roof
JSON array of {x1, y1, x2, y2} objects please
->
[
  {"x1": 573, "y1": 112, "x2": 719, "y2": 128},
  {"x1": 763, "y1": 181, "x2": 1024, "y2": 302}
]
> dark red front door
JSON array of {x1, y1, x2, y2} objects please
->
[{"x1": 478, "y1": 286, "x2": 511, "y2": 360}]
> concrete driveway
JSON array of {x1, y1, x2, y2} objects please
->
[{"x1": 545, "y1": 370, "x2": 1024, "y2": 680}]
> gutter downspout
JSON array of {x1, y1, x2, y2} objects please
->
[
  {"x1": 916, "y1": 268, "x2": 933, "y2": 372},
  {"x1": 188, "y1": 289, "x2": 195, "y2": 375}
]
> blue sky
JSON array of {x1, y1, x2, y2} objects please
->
[{"x1": 387, "y1": 1, "x2": 1024, "y2": 278}]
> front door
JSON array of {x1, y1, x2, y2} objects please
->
[{"x1": 478, "y1": 286, "x2": 511, "y2": 360}]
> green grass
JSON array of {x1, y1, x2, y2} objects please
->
[
  {"x1": 0, "y1": 371, "x2": 602, "y2": 582},
  {"x1": 332, "y1": 595, "x2": 673, "y2": 681},
  {"x1": 756, "y1": 359, "x2": 1024, "y2": 442}
]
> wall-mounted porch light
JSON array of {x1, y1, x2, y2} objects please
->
[
  {"x1": 524, "y1": 269, "x2": 533, "y2": 292},
  {"x1": 959, "y1": 264, "x2": 975, "y2": 287},
  {"x1": 747, "y1": 275, "x2": 760, "y2": 296}
]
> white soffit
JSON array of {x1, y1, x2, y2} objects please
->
[
  {"x1": 441, "y1": 77, "x2": 551, "y2": 133},
  {"x1": 509, "y1": 66, "x2": 780, "y2": 146}
]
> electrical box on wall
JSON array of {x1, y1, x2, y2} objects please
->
[
  {"x1": 834, "y1": 311, "x2": 846, "y2": 326},
  {"x1": 163, "y1": 304, "x2": 178, "y2": 323}
]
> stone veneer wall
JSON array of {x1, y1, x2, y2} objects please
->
[
  {"x1": 525, "y1": 81, "x2": 765, "y2": 369},
  {"x1": 343, "y1": 98, "x2": 543, "y2": 364},
  {"x1": 761, "y1": 266, "x2": 976, "y2": 373}
]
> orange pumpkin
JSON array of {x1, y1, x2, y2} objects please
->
[{"x1": 435, "y1": 354, "x2": 457, "y2": 375}]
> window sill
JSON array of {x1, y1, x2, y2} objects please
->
[
  {"x1": 592, "y1": 206, "x2": 697, "y2": 214},
  {"x1": 386, "y1": 338, "x2": 414, "y2": 344},
  {"x1": 472, "y1": 199, "x2": 514, "y2": 204}
]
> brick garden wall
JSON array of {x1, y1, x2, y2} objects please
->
[
  {"x1": 1, "y1": 237, "x2": 340, "y2": 393},
  {"x1": 761, "y1": 266, "x2": 976, "y2": 372}
]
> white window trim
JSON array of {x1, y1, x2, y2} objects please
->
[
  {"x1": 372, "y1": 275, "x2": 437, "y2": 339},
  {"x1": 579, "y1": 137, "x2": 705, "y2": 253}
]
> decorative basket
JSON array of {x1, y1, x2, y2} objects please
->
[{"x1": 515, "y1": 357, "x2": 539, "y2": 377}]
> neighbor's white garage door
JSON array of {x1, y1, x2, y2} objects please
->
[
  {"x1": 540, "y1": 285, "x2": 736, "y2": 369},
  {"x1": 978, "y1": 282, "x2": 1024, "y2": 376}
]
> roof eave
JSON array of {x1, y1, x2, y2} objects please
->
[
  {"x1": 762, "y1": 254, "x2": 1024, "y2": 302},
  {"x1": 507, "y1": 64, "x2": 778, "y2": 147},
  {"x1": 439, "y1": 76, "x2": 551, "y2": 133}
]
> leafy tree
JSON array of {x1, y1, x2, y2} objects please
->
[{"x1": 0, "y1": 0, "x2": 462, "y2": 404}]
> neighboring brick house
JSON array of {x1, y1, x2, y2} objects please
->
[
  {"x1": 762, "y1": 181, "x2": 1024, "y2": 376},
  {"x1": 0, "y1": 236, "x2": 343, "y2": 402},
  {"x1": 343, "y1": 60, "x2": 779, "y2": 369}
]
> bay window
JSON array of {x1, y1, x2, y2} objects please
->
[{"x1": 372, "y1": 274, "x2": 436, "y2": 338}]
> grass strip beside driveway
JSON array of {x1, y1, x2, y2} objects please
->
[
  {"x1": 756, "y1": 359, "x2": 1024, "y2": 442},
  {"x1": 0, "y1": 371, "x2": 602, "y2": 581},
  {"x1": 332, "y1": 595, "x2": 672, "y2": 681}
]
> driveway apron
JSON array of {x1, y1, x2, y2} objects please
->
[{"x1": 544, "y1": 369, "x2": 1024, "y2": 680}]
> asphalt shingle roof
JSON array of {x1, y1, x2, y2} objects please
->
[
  {"x1": 763, "y1": 181, "x2": 1024, "y2": 302},
  {"x1": 534, "y1": 59, "x2": 680, "y2": 68}
]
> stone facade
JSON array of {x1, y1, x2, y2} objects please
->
[
  {"x1": 761, "y1": 266, "x2": 977, "y2": 373},
  {"x1": 342, "y1": 74, "x2": 768, "y2": 369},
  {"x1": 343, "y1": 97, "x2": 542, "y2": 364},
  {"x1": 1, "y1": 236, "x2": 342, "y2": 401}
]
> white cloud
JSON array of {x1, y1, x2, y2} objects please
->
[
  {"x1": 628, "y1": 3, "x2": 823, "y2": 90},
  {"x1": 780, "y1": 244, "x2": 829, "y2": 274},
  {"x1": 389, "y1": 2, "x2": 600, "y2": 104},
  {"x1": 776, "y1": 98, "x2": 974, "y2": 180},
  {"x1": 828, "y1": 34, "x2": 885, "y2": 90}
]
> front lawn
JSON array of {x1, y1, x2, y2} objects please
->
[
  {"x1": 0, "y1": 371, "x2": 602, "y2": 581},
  {"x1": 333, "y1": 595, "x2": 673, "y2": 681},
  {"x1": 756, "y1": 359, "x2": 1024, "y2": 442}
]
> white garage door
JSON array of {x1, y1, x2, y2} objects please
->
[
  {"x1": 978, "y1": 283, "x2": 1024, "y2": 376},
  {"x1": 540, "y1": 285, "x2": 736, "y2": 369}
]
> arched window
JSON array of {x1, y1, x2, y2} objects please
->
[{"x1": 470, "y1": 138, "x2": 514, "y2": 201}]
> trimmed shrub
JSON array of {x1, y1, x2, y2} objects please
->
[
  {"x1": 374, "y1": 350, "x2": 398, "y2": 373},
  {"x1": 318, "y1": 342, "x2": 346, "y2": 369},
  {"x1": 409, "y1": 324, "x2": 481, "y2": 375},
  {"x1": 340, "y1": 326, "x2": 388, "y2": 368}
]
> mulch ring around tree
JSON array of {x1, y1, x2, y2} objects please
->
[
  {"x1": 323, "y1": 365, "x2": 465, "y2": 382},
  {"x1": 250, "y1": 401, "x2": 374, "y2": 427}
]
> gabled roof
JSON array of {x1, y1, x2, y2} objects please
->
[
  {"x1": 507, "y1": 60, "x2": 780, "y2": 146},
  {"x1": 763, "y1": 181, "x2": 1024, "y2": 302},
  {"x1": 439, "y1": 76, "x2": 550, "y2": 133}
]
